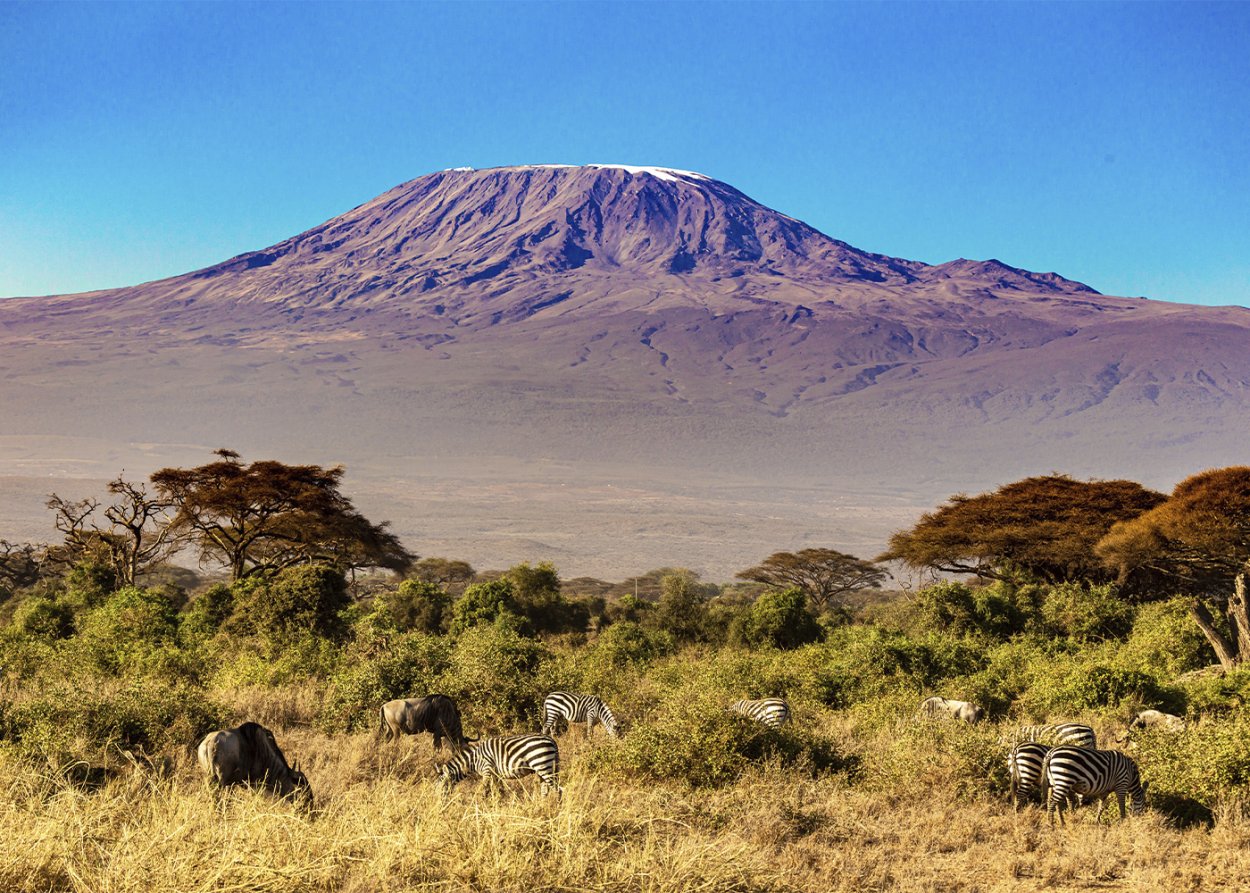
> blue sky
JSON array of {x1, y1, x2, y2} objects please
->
[{"x1": 1, "y1": 1, "x2": 1246, "y2": 305}]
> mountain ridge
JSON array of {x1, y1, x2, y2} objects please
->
[{"x1": 0, "y1": 164, "x2": 1246, "y2": 577}]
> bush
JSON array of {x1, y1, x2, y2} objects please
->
[
  {"x1": 730, "y1": 587, "x2": 823, "y2": 650},
  {"x1": 11, "y1": 597, "x2": 75, "y2": 641},
  {"x1": 319, "y1": 633, "x2": 452, "y2": 732},
  {"x1": 179, "y1": 584, "x2": 235, "y2": 642},
  {"x1": 1134, "y1": 716, "x2": 1250, "y2": 812},
  {"x1": 374, "y1": 580, "x2": 450, "y2": 635},
  {"x1": 450, "y1": 579, "x2": 524, "y2": 635},
  {"x1": 1040, "y1": 582, "x2": 1134, "y2": 642},
  {"x1": 245, "y1": 565, "x2": 352, "y2": 644},
  {"x1": 1118, "y1": 598, "x2": 1215, "y2": 677},
  {"x1": 861, "y1": 719, "x2": 1008, "y2": 800},
  {"x1": 3, "y1": 679, "x2": 225, "y2": 759},
  {"x1": 913, "y1": 582, "x2": 1024, "y2": 640},
  {"x1": 435, "y1": 625, "x2": 551, "y2": 731},
  {"x1": 75, "y1": 587, "x2": 179, "y2": 676},
  {"x1": 589, "y1": 684, "x2": 845, "y2": 787},
  {"x1": 1050, "y1": 664, "x2": 1164, "y2": 712}
]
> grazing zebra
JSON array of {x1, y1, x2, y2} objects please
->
[
  {"x1": 918, "y1": 696, "x2": 984, "y2": 724},
  {"x1": 1007, "y1": 742, "x2": 1051, "y2": 811},
  {"x1": 1003, "y1": 723, "x2": 1097, "y2": 749},
  {"x1": 438, "y1": 734, "x2": 562, "y2": 798},
  {"x1": 1043, "y1": 746, "x2": 1148, "y2": 825},
  {"x1": 541, "y1": 692, "x2": 621, "y2": 738},
  {"x1": 729, "y1": 697, "x2": 791, "y2": 730}
]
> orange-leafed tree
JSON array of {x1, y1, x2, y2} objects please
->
[
  {"x1": 1097, "y1": 466, "x2": 1250, "y2": 669},
  {"x1": 880, "y1": 475, "x2": 1166, "y2": 584}
]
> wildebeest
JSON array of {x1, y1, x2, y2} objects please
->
[
  {"x1": 197, "y1": 721, "x2": 312, "y2": 808},
  {"x1": 918, "y1": 696, "x2": 985, "y2": 724},
  {"x1": 379, "y1": 694, "x2": 470, "y2": 752}
]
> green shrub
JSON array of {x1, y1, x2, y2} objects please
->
[
  {"x1": 179, "y1": 584, "x2": 235, "y2": 642},
  {"x1": 11, "y1": 597, "x2": 75, "y2": 641},
  {"x1": 1118, "y1": 598, "x2": 1215, "y2": 677},
  {"x1": 1050, "y1": 664, "x2": 1164, "y2": 712},
  {"x1": 75, "y1": 587, "x2": 179, "y2": 676},
  {"x1": 243, "y1": 565, "x2": 351, "y2": 644},
  {"x1": 1040, "y1": 582, "x2": 1134, "y2": 642},
  {"x1": 450, "y1": 579, "x2": 524, "y2": 635},
  {"x1": 318, "y1": 633, "x2": 452, "y2": 732},
  {"x1": 3, "y1": 680, "x2": 225, "y2": 759},
  {"x1": 589, "y1": 684, "x2": 845, "y2": 787},
  {"x1": 730, "y1": 587, "x2": 823, "y2": 650},
  {"x1": 377, "y1": 580, "x2": 451, "y2": 634},
  {"x1": 1134, "y1": 716, "x2": 1250, "y2": 812},
  {"x1": 913, "y1": 582, "x2": 1024, "y2": 640},
  {"x1": 435, "y1": 625, "x2": 551, "y2": 731}
]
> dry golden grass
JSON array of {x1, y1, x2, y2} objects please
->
[{"x1": 3, "y1": 717, "x2": 1249, "y2": 893}]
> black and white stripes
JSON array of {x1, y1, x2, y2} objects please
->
[
  {"x1": 1043, "y1": 746, "x2": 1147, "y2": 824},
  {"x1": 541, "y1": 692, "x2": 621, "y2": 738},
  {"x1": 1005, "y1": 723, "x2": 1097, "y2": 749},
  {"x1": 1007, "y1": 742, "x2": 1051, "y2": 811},
  {"x1": 729, "y1": 697, "x2": 791, "y2": 730},
  {"x1": 438, "y1": 733, "x2": 562, "y2": 797}
]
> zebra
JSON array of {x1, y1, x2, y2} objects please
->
[
  {"x1": 1007, "y1": 742, "x2": 1051, "y2": 811},
  {"x1": 1043, "y1": 746, "x2": 1148, "y2": 825},
  {"x1": 541, "y1": 692, "x2": 621, "y2": 738},
  {"x1": 1002, "y1": 723, "x2": 1097, "y2": 749},
  {"x1": 729, "y1": 697, "x2": 791, "y2": 730},
  {"x1": 438, "y1": 734, "x2": 562, "y2": 798},
  {"x1": 918, "y1": 696, "x2": 984, "y2": 724}
]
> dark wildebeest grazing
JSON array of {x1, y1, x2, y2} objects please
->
[
  {"x1": 197, "y1": 721, "x2": 313, "y2": 808},
  {"x1": 379, "y1": 694, "x2": 470, "y2": 752}
]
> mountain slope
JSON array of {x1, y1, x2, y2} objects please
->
[{"x1": 1, "y1": 164, "x2": 1246, "y2": 577}]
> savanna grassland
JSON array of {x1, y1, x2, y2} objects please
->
[{"x1": 5, "y1": 465, "x2": 1250, "y2": 891}]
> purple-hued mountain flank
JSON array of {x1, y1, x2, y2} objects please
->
[{"x1": 1, "y1": 165, "x2": 1246, "y2": 577}]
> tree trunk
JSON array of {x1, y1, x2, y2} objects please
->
[
  {"x1": 1191, "y1": 599, "x2": 1239, "y2": 670},
  {"x1": 1229, "y1": 573, "x2": 1250, "y2": 664}
]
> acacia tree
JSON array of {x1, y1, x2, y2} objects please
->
[
  {"x1": 46, "y1": 476, "x2": 183, "y2": 587},
  {"x1": 0, "y1": 540, "x2": 44, "y2": 591},
  {"x1": 879, "y1": 475, "x2": 1166, "y2": 584},
  {"x1": 736, "y1": 548, "x2": 887, "y2": 615},
  {"x1": 1096, "y1": 466, "x2": 1250, "y2": 669},
  {"x1": 150, "y1": 450, "x2": 413, "y2": 580}
]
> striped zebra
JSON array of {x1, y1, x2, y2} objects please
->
[
  {"x1": 438, "y1": 734, "x2": 562, "y2": 797},
  {"x1": 729, "y1": 697, "x2": 791, "y2": 730},
  {"x1": 541, "y1": 692, "x2": 621, "y2": 738},
  {"x1": 1007, "y1": 742, "x2": 1051, "y2": 811},
  {"x1": 1043, "y1": 746, "x2": 1148, "y2": 825},
  {"x1": 1003, "y1": 723, "x2": 1097, "y2": 749}
]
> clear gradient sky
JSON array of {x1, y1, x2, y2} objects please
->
[{"x1": 1, "y1": 1, "x2": 1247, "y2": 305}]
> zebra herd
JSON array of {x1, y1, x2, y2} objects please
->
[
  {"x1": 1000, "y1": 721, "x2": 1148, "y2": 824},
  {"x1": 200, "y1": 690, "x2": 790, "y2": 803},
  {"x1": 199, "y1": 688, "x2": 1159, "y2": 824}
]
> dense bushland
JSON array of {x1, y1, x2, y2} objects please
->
[{"x1": 5, "y1": 462, "x2": 1250, "y2": 889}]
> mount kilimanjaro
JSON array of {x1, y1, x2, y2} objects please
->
[{"x1": 2, "y1": 164, "x2": 1247, "y2": 577}]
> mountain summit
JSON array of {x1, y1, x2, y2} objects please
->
[
  {"x1": 20, "y1": 164, "x2": 1097, "y2": 329},
  {"x1": 1, "y1": 165, "x2": 1247, "y2": 576}
]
